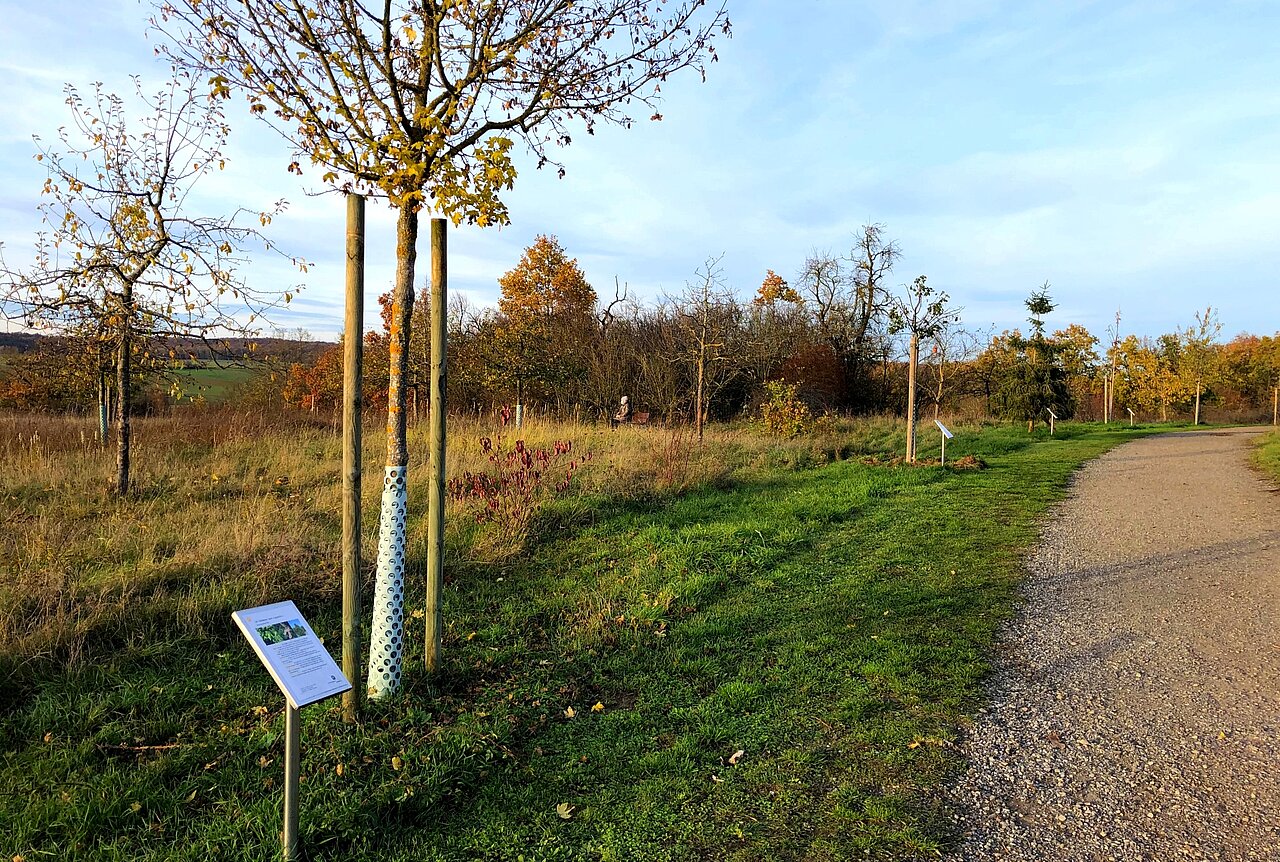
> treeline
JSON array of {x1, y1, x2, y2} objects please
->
[
  {"x1": 275, "y1": 229, "x2": 1280, "y2": 427},
  {"x1": 6, "y1": 227, "x2": 1278, "y2": 427}
]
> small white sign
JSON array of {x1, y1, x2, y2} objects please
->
[
  {"x1": 1126, "y1": 407, "x2": 1136, "y2": 416},
  {"x1": 232, "y1": 601, "x2": 351, "y2": 708},
  {"x1": 934, "y1": 419, "x2": 954, "y2": 439},
  {"x1": 1045, "y1": 408, "x2": 1058, "y2": 420}
]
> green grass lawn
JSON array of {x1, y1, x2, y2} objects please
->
[
  {"x1": 172, "y1": 365, "x2": 260, "y2": 403},
  {"x1": 1252, "y1": 429, "x2": 1280, "y2": 483},
  {"x1": 0, "y1": 422, "x2": 1153, "y2": 860}
]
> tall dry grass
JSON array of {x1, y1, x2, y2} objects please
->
[{"x1": 0, "y1": 407, "x2": 918, "y2": 672}]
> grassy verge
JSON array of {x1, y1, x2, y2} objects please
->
[
  {"x1": 1, "y1": 416, "x2": 1152, "y2": 860},
  {"x1": 1251, "y1": 429, "x2": 1280, "y2": 484}
]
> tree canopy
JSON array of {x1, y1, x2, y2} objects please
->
[{"x1": 153, "y1": 0, "x2": 731, "y2": 223}]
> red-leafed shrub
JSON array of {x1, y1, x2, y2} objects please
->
[{"x1": 447, "y1": 436, "x2": 590, "y2": 535}]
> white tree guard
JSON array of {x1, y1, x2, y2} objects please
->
[{"x1": 366, "y1": 466, "x2": 407, "y2": 699}]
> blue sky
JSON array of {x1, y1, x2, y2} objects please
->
[{"x1": 2, "y1": 0, "x2": 1278, "y2": 343}]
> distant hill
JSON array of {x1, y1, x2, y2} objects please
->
[
  {"x1": 0, "y1": 332, "x2": 336, "y2": 365},
  {"x1": 0, "y1": 332, "x2": 41, "y2": 354}
]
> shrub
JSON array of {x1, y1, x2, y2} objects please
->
[
  {"x1": 446, "y1": 436, "x2": 588, "y2": 536},
  {"x1": 760, "y1": 381, "x2": 812, "y2": 438}
]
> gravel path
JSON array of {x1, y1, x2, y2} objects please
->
[{"x1": 946, "y1": 427, "x2": 1280, "y2": 862}]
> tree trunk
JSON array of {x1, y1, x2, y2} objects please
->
[
  {"x1": 424, "y1": 218, "x2": 447, "y2": 674},
  {"x1": 905, "y1": 334, "x2": 918, "y2": 463},
  {"x1": 114, "y1": 292, "x2": 132, "y2": 496},
  {"x1": 341, "y1": 193, "x2": 365, "y2": 723},
  {"x1": 367, "y1": 203, "x2": 418, "y2": 700}
]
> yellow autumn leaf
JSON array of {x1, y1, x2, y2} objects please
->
[
  {"x1": 392, "y1": 755, "x2": 403, "y2": 771},
  {"x1": 564, "y1": 706, "x2": 576, "y2": 719},
  {"x1": 591, "y1": 702, "x2": 604, "y2": 713},
  {"x1": 555, "y1": 802, "x2": 574, "y2": 819}
]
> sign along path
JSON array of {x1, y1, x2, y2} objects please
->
[{"x1": 948, "y1": 427, "x2": 1280, "y2": 861}]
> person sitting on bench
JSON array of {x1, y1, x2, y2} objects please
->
[{"x1": 610, "y1": 395, "x2": 631, "y2": 429}]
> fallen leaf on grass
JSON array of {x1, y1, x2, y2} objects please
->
[
  {"x1": 728, "y1": 749, "x2": 745, "y2": 765},
  {"x1": 556, "y1": 802, "x2": 574, "y2": 819},
  {"x1": 591, "y1": 702, "x2": 604, "y2": 713},
  {"x1": 564, "y1": 706, "x2": 576, "y2": 719},
  {"x1": 391, "y1": 756, "x2": 403, "y2": 771}
]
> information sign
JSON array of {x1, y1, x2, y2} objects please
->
[
  {"x1": 232, "y1": 601, "x2": 351, "y2": 708},
  {"x1": 934, "y1": 419, "x2": 954, "y2": 439}
]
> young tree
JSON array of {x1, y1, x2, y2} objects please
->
[
  {"x1": 889, "y1": 275, "x2": 958, "y2": 462},
  {"x1": 995, "y1": 284, "x2": 1073, "y2": 431},
  {"x1": 922, "y1": 324, "x2": 987, "y2": 422},
  {"x1": 155, "y1": 0, "x2": 728, "y2": 696},
  {"x1": 672, "y1": 256, "x2": 739, "y2": 440},
  {"x1": 0, "y1": 77, "x2": 300, "y2": 494},
  {"x1": 1181, "y1": 307, "x2": 1222, "y2": 425}
]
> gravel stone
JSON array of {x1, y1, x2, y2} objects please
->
[{"x1": 945, "y1": 427, "x2": 1280, "y2": 861}]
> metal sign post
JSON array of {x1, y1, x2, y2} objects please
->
[
  {"x1": 1045, "y1": 407, "x2": 1057, "y2": 435},
  {"x1": 233, "y1": 601, "x2": 352, "y2": 861},
  {"x1": 934, "y1": 419, "x2": 954, "y2": 465}
]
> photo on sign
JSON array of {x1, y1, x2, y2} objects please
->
[{"x1": 257, "y1": 619, "x2": 308, "y2": 645}]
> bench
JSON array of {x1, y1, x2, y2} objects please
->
[{"x1": 632, "y1": 411, "x2": 651, "y2": 426}]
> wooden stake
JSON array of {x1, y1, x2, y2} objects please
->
[
  {"x1": 425, "y1": 218, "x2": 447, "y2": 673},
  {"x1": 341, "y1": 193, "x2": 364, "y2": 723},
  {"x1": 905, "y1": 334, "x2": 918, "y2": 463}
]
